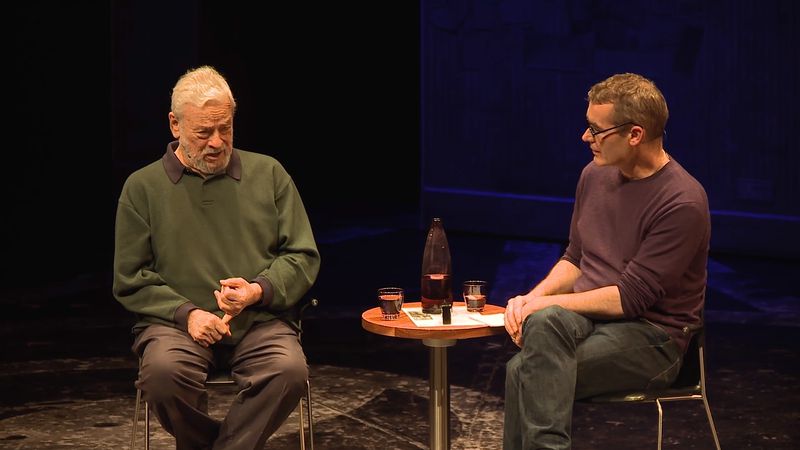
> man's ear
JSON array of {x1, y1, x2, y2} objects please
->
[
  {"x1": 169, "y1": 112, "x2": 180, "y2": 139},
  {"x1": 628, "y1": 125, "x2": 644, "y2": 145}
]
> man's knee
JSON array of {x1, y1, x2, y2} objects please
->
[
  {"x1": 506, "y1": 352, "x2": 522, "y2": 374},
  {"x1": 139, "y1": 356, "x2": 199, "y2": 401},
  {"x1": 524, "y1": 305, "x2": 572, "y2": 332},
  {"x1": 506, "y1": 352, "x2": 522, "y2": 383},
  {"x1": 275, "y1": 355, "x2": 309, "y2": 395},
  {"x1": 520, "y1": 305, "x2": 583, "y2": 349}
]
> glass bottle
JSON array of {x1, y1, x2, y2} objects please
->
[{"x1": 421, "y1": 217, "x2": 452, "y2": 314}]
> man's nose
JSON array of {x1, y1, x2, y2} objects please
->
[
  {"x1": 581, "y1": 127, "x2": 593, "y2": 143},
  {"x1": 208, "y1": 131, "x2": 224, "y2": 148}
]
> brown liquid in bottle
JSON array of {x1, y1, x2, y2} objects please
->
[{"x1": 421, "y1": 218, "x2": 452, "y2": 314}]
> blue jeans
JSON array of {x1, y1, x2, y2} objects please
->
[{"x1": 504, "y1": 305, "x2": 682, "y2": 450}]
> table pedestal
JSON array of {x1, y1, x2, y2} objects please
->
[
  {"x1": 361, "y1": 303, "x2": 506, "y2": 450},
  {"x1": 423, "y1": 338, "x2": 456, "y2": 450}
]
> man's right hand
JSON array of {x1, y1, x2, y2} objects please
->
[
  {"x1": 187, "y1": 309, "x2": 231, "y2": 347},
  {"x1": 505, "y1": 295, "x2": 528, "y2": 347}
]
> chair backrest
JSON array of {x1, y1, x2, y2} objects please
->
[
  {"x1": 670, "y1": 327, "x2": 704, "y2": 390},
  {"x1": 672, "y1": 300, "x2": 709, "y2": 392},
  {"x1": 298, "y1": 297, "x2": 319, "y2": 342}
]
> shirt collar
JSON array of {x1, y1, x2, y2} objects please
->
[{"x1": 162, "y1": 140, "x2": 242, "y2": 183}]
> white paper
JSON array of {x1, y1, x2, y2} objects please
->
[
  {"x1": 467, "y1": 313, "x2": 505, "y2": 327},
  {"x1": 402, "y1": 305, "x2": 504, "y2": 328}
]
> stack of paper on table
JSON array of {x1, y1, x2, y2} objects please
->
[{"x1": 402, "y1": 304, "x2": 505, "y2": 327}]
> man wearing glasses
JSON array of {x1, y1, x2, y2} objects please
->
[{"x1": 503, "y1": 73, "x2": 710, "y2": 449}]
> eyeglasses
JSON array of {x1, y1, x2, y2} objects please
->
[{"x1": 586, "y1": 121, "x2": 635, "y2": 140}]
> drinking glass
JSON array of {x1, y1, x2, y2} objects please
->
[
  {"x1": 463, "y1": 280, "x2": 487, "y2": 312},
  {"x1": 377, "y1": 287, "x2": 404, "y2": 320}
]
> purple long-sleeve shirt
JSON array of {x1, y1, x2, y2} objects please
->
[{"x1": 562, "y1": 159, "x2": 710, "y2": 353}]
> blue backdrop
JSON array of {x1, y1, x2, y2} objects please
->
[{"x1": 420, "y1": 0, "x2": 799, "y2": 258}]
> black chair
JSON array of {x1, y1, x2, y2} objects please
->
[
  {"x1": 580, "y1": 326, "x2": 721, "y2": 449},
  {"x1": 130, "y1": 298, "x2": 319, "y2": 450}
]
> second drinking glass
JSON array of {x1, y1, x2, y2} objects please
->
[{"x1": 463, "y1": 280, "x2": 487, "y2": 312}]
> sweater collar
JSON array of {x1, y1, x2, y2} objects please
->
[{"x1": 162, "y1": 140, "x2": 242, "y2": 183}]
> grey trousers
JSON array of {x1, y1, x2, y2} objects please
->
[
  {"x1": 503, "y1": 305, "x2": 682, "y2": 450},
  {"x1": 133, "y1": 320, "x2": 308, "y2": 450}
]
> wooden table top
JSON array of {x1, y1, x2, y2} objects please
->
[{"x1": 361, "y1": 301, "x2": 507, "y2": 341}]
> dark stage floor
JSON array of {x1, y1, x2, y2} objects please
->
[{"x1": 1, "y1": 214, "x2": 798, "y2": 449}]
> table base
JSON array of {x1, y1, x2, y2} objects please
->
[{"x1": 424, "y1": 338, "x2": 456, "y2": 450}]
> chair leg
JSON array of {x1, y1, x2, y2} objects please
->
[
  {"x1": 144, "y1": 400, "x2": 150, "y2": 450},
  {"x1": 702, "y1": 395, "x2": 722, "y2": 450},
  {"x1": 699, "y1": 348, "x2": 722, "y2": 450},
  {"x1": 131, "y1": 390, "x2": 151, "y2": 450},
  {"x1": 131, "y1": 389, "x2": 142, "y2": 450},
  {"x1": 298, "y1": 395, "x2": 306, "y2": 450},
  {"x1": 306, "y1": 379, "x2": 314, "y2": 450},
  {"x1": 656, "y1": 399, "x2": 664, "y2": 450}
]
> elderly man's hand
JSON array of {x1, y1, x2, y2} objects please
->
[
  {"x1": 214, "y1": 277, "x2": 263, "y2": 320},
  {"x1": 187, "y1": 309, "x2": 231, "y2": 347}
]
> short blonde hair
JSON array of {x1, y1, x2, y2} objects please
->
[
  {"x1": 587, "y1": 73, "x2": 668, "y2": 138},
  {"x1": 170, "y1": 66, "x2": 236, "y2": 119}
]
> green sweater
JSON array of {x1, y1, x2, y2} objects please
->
[{"x1": 113, "y1": 142, "x2": 320, "y2": 344}]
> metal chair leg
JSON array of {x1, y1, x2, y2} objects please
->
[
  {"x1": 699, "y1": 348, "x2": 722, "y2": 450},
  {"x1": 131, "y1": 388, "x2": 141, "y2": 450},
  {"x1": 702, "y1": 395, "x2": 722, "y2": 450},
  {"x1": 306, "y1": 379, "x2": 314, "y2": 450},
  {"x1": 656, "y1": 399, "x2": 664, "y2": 450},
  {"x1": 299, "y1": 394, "x2": 306, "y2": 450},
  {"x1": 297, "y1": 379, "x2": 315, "y2": 450},
  {"x1": 144, "y1": 400, "x2": 150, "y2": 450},
  {"x1": 130, "y1": 389, "x2": 150, "y2": 450}
]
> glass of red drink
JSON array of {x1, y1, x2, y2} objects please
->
[
  {"x1": 463, "y1": 280, "x2": 487, "y2": 312},
  {"x1": 377, "y1": 287, "x2": 404, "y2": 320}
]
